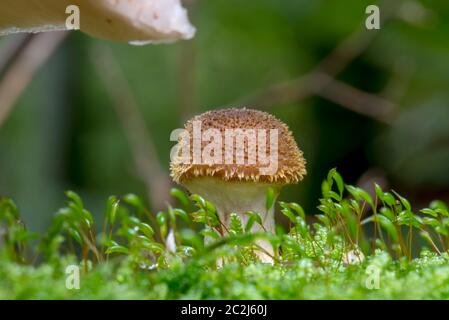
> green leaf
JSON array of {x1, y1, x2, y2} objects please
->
[
  {"x1": 167, "y1": 206, "x2": 176, "y2": 226},
  {"x1": 322, "y1": 181, "x2": 331, "y2": 199},
  {"x1": 359, "y1": 190, "x2": 373, "y2": 206},
  {"x1": 170, "y1": 188, "x2": 190, "y2": 207},
  {"x1": 430, "y1": 200, "x2": 448, "y2": 212},
  {"x1": 138, "y1": 222, "x2": 154, "y2": 239},
  {"x1": 374, "y1": 183, "x2": 383, "y2": 200},
  {"x1": 382, "y1": 193, "x2": 396, "y2": 207},
  {"x1": 281, "y1": 207, "x2": 296, "y2": 223},
  {"x1": 293, "y1": 216, "x2": 309, "y2": 238},
  {"x1": 204, "y1": 206, "x2": 220, "y2": 228},
  {"x1": 68, "y1": 228, "x2": 83, "y2": 245},
  {"x1": 210, "y1": 233, "x2": 260, "y2": 249},
  {"x1": 190, "y1": 194, "x2": 206, "y2": 208},
  {"x1": 200, "y1": 229, "x2": 221, "y2": 240},
  {"x1": 376, "y1": 215, "x2": 398, "y2": 242},
  {"x1": 380, "y1": 207, "x2": 395, "y2": 222},
  {"x1": 349, "y1": 199, "x2": 361, "y2": 215},
  {"x1": 329, "y1": 191, "x2": 341, "y2": 201},
  {"x1": 316, "y1": 214, "x2": 331, "y2": 228},
  {"x1": 422, "y1": 217, "x2": 440, "y2": 227},
  {"x1": 328, "y1": 168, "x2": 344, "y2": 196},
  {"x1": 266, "y1": 187, "x2": 277, "y2": 211},
  {"x1": 106, "y1": 245, "x2": 129, "y2": 255},
  {"x1": 140, "y1": 241, "x2": 165, "y2": 253},
  {"x1": 421, "y1": 208, "x2": 438, "y2": 218},
  {"x1": 435, "y1": 225, "x2": 448, "y2": 236},
  {"x1": 106, "y1": 196, "x2": 119, "y2": 225},
  {"x1": 180, "y1": 229, "x2": 204, "y2": 251},
  {"x1": 435, "y1": 209, "x2": 449, "y2": 217},
  {"x1": 229, "y1": 213, "x2": 243, "y2": 235},
  {"x1": 191, "y1": 209, "x2": 207, "y2": 224},
  {"x1": 397, "y1": 211, "x2": 422, "y2": 228},
  {"x1": 172, "y1": 208, "x2": 190, "y2": 223},
  {"x1": 156, "y1": 211, "x2": 168, "y2": 238},
  {"x1": 123, "y1": 194, "x2": 145, "y2": 211},
  {"x1": 0, "y1": 198, "x2": 19, "y2": 221},
  {"x1": 392, "y1": 190, "x2": 411, "y2": 212},
  {"x1": 341, "y1": 203, "x2": 357, "y2": 240},
  {"x1": 289, "y1": 203, "x2": 306, "y2": 219},
  {"x1": 65, "y1": 191, "x2": 83, "y2": 209},
  {"x1": 205, "y1": 200, "x2": 217, "y2": 216},
  {"x1": 177, "y1": 246, "x2": 195, "y2": 257},
  {"x1": 245, "y1": 211, "x2": 263, "y2": 233},
  {"x1": 346, "y1": 186, "x2": 373, "y2": 206}
]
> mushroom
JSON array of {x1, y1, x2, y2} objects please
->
[
  {"x1": 170, "y1": 108, "x2": 306, "y2": 262},
  {"x1": 0, "y1": 0, "x2": 195, "y2": 44}
]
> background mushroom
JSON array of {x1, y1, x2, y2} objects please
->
[
  {"x1": 171, "y1": 108, "x2": 306, "y2": 262},
  {"x1": 0, "y1": 0, "x2": 195, "y2": 44}
]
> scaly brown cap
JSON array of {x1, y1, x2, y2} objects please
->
[{"x1": 170, "y1": 108, "x2": 306, "y2": 184}]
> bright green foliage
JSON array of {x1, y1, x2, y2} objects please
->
[{"x1": 1, "y1": 169, "x2": 449, "y2": 299}]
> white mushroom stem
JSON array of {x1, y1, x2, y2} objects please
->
[
  {"x1": 0, "y1": 0, "x2": 195, "y2": 44},
  {"x1": 184, "y1": 177, "x2": 280, "y2": 263}
]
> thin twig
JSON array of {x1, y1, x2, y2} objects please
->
[
  {"x1": 380, "y1": 58, "x2": 415, "y2": 103},
  {"x1": 316, "y1": 73, "x2": 397, "y2": 124},
  {"x1": 0, "y1": 34, "x2": 33, "y2": 75},
  {"x1": 238, "y1": 72, "x2": 397, "y2": 124},
  {"x1": 231, "y1": 0, "x2": 402, "y2": 123}
]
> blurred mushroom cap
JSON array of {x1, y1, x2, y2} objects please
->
[
  {"x1": 171, "y1": 108, "x2": 307, "y2": 184},
  {"x1": 0, "y1": 0, "x2": 195, "y2": 44}
]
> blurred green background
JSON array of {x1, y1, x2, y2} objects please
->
[{"x1": 1, "y1": 0, "x2": 449, "y2": 233}]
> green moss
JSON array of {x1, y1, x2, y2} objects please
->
[{"x1": 1, "y1": 169, "x2": 449, "y2": 300}]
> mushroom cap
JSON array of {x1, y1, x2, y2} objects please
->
[
  {"x1": 0, "y1": 0, "x2": 195, "y2": 44},
  {"x1": 171, "y1": 108, "x2": 307, "y2": 184}
]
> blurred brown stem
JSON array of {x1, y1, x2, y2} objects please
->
[
  {"x1": 0, "y1": 32, "x2": 67, "y2": 128},
  {"x1": 177, "y1": 35, "x2": 197, "y2": 123},
  {"x1": 315, "y1": 73, "x2": 397, "y2": 124},
  {"x1": 177, "y1": 0, "x2": 199, "y2": 122},
  {"x1": 89, "y1": 45, "x2": 171, "y2": 212}
]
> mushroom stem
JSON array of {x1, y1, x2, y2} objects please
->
[{"x1": 185, "y1": 177, "x2": 279, "y2": 263}]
